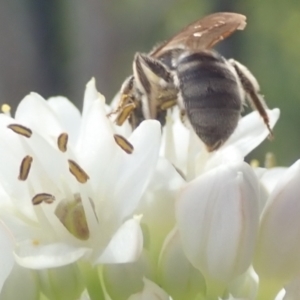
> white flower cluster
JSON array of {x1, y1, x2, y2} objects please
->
[{"x1": 0, "y1": 78, "x2": 298, "y2": 300}]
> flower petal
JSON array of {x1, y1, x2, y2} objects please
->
[
  {"x1": 158, "y1": 229, "x2": 205, "y2": 300},
  {"x1": 136, "y1": 158, "x2": 184, "y2": 254},
  {"x1": 260, "y1": 167, "x2": 287, "y2": 194},
  {"x1": 283, "y1": 276, "x2": 300, "y2": 300},
  {"x1": 0, "y1": 222, "x2": 14, "y2": 292},
  {"x1": 223, "y1": 108, "x2": 280, "y2": 157},
  {"x1": 0, "y1": 264, "x2": 39, "y2": 300},
  {"x1": 47, "y1": 96, "x2": 81, "y2": 146},
  {"x1": 81, "y1": 78, "x2": 105, "y2": 122},
  {"x1": 128, "y1": 278, "x2": 171, "y2": 300},
  {"x1": 15, "y1": 93, "x2": 64, "y2": 143},
  {"x1": 14, "y1": 242, "x2": 89, "y2": 269},
  {"x1": 96, "y1": 217, "x2": 143, "y2": 264},
  {"x1": 254, "y1": 160, "x2": 300, "y2": 283},
  {"x1": 110, "y1": 120, "x2": 161, "y2": 221},
  {"x1": 176, "y1": 162, "x2": 260, "y2": 283},
  {"x1": 75, "y1": 98, "x2": 117, "y2": 193},
  {"x1": 38, "y1": 264, "x2": 84, "y2": 300},
  {"x1": 103, "y1": 251, "x2": 154, "y2": 300}
]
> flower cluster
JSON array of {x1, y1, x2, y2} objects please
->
[{"x1": 0, "y1": 78, "x2": 299, "y2": 300}]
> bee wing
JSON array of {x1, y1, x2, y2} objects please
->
[{"x1": 150, "y1": 12, "x2": 246, "y2": 58}]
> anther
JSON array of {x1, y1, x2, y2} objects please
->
[
  {"x1": 57, "y1": 133, "x2": 68, "y2": 153},
  {"x1": 18, "y1": 155, "x2": 33, "y2": 181},
  {"x1": 115, "y1": 103, "x2": 136, "y2": 126},
  {"x1": 113, "y1": 134, "x2": 134, "y2": 154},
  {"x1": 8, "y1": 124, "x2": 32, "y2": 138},
  {"x1": 68, "y1": 159, "x2": 90, "y2": 183},
  {"x1": 32, "y1": 193, "x2": 55, "y2": 205}
]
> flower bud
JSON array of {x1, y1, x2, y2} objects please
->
[
  {"x1": 254, "y1": 160, "x2": 300, "y2": 296},
  {"x1": 176, "y1": 162, "x2": 260, "y2": 296},
  {"x1": 128, "y1": 278, "x2": 170, "y2": 300}
]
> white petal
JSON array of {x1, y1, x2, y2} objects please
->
[
  {"x1": 0, "y1": 222, "x2": 14, "y2": 292},
  {"x1": 38, "y1": 264, "x2": 84, "y2": 300},
  {"x1": 128, "y1": 278, "x2": 170, "y2": 300},
  {"x1": 158, "y1": 229, "x2": 205, "y2": 299},
  {"x1": 96, "y1": 218, "x2": 143, "y2": 264},
  {"x1": 75, "y1": 98, "x2": 117, "y2": 193},
  {"x1": 47, "y1": 96, "x2": 81, "y2": 146},
  {"x1": 0, "y1": 117, "x2": 33, "y2": 214},
  {"x1": 275, "y1": 289, "x2": 286, "y2": 300},
  {"x1": 103, "y1": 251, "x2": 153, "y2": 300},
  {"x1": 136, "y1": 158, "x2": 184, "y2": 253},
  {"x1": 260, "y1": 167, "x2": 287, "y2": 194},
  {"x1": 81, "y1": 78, "x2": 104, "y2": 121},
  {"x1": 15, "y1": 93, "x2": 64, "y2": 142},
  {"x1": 0, "y1": 264, "x2": 39, "y2": 300},
  {"x1": 223, "y1": 108, "x2": 280, "y2": 157},
  {"x1": 283, "y1": 276, "x2": 300, "y2": 300},
  {"x1": 160, "y1": 110, "x2": 191, "y2": 171},
  {"x1": 197, "y1": 144, "x2": 244, "y2": 175},
  {"x1": 14, "y1": 242, "x2": 89, "y2": 269},
  {"x1": 228, "y1": 267, "x2": 258, "y2": 300},
  {"x1": 79, "y1": 290, "x2": 91, "y2": 300},
  {"x1": 176, "y1": 162, "x2": 260, "y2": 283},
  {"x1": 0, "y1": 211, "x2": 40, "y2": 243},
  {"x1": 110, "y1": 120, "x2": 161, "y2": 221},
  {"x1": 254, "y1": 160, "x2": 300, "y2": 282}
]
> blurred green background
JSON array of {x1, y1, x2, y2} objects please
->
[{"x1": 0, "y1": 0, "x2": 299, "y2": 166}]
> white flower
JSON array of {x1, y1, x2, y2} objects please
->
[
  {"x1": 0, "y1": 222, "x2": 14, "y2": 293},
  {"x1": 0, "y1": 79, "x2": 161, "y2": 296},
  {"x1": 254, "y1": 160, "x2": 300, "y2": 299},
  {"x1": 0, "y1": 75, "x2": 287, "y2": 300},
  {"x1": 128, "y1": 278, "x2": 171, "y2": 300},
  {"x1": 176, "y1": 161, "x2": 260, "y2": 298}
]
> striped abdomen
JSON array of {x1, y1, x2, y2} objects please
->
[{"x1": 176, "y1": 51, "x2": 243, "y2": 151}]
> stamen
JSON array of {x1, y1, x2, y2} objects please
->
[
  {"x1": 250, "y1": 159, "x2": 260, "y2": 168},
  {"x1": 57, "y1": 133, "x2": 68, "y2": 153},
  {"x1": 18, "y1": 155, "x2": 33, "y2": 181},
  {"x1": 113, "y1": 134, "x2": 134, "y2": 154},
  {"x1": 116, "y1": 102, "x2": 136, "y2": 126},
  {"x1": 8, "y1": 124, "x2": 32, "y2": 138},
  {"x1": 32, "y1": 193, "x2": 55, "y2": 205},
  {"x1": 265, "y1": 152, "x2": 276, "y2": 169},
  {"x1": 68, "y1": 159, "x2": 90, "y2": 183}
]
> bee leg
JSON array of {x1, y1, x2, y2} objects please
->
[
  {"x1": 112, "y1": 75, "x2": 140, "y2": 126},
  {"x1": 229, "y1": 59, "x2": 274, "y2": 139},
  {"x1": 115, "y1": 102, "x2": 136, "y2": 126}
]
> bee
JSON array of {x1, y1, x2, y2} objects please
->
[{"x1": 112, "y1": 12, "x2": 273, "y2": 152}]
